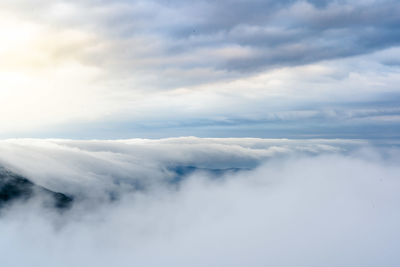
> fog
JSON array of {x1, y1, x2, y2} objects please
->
[{"x1": 0, "y1": 138, "x2": 399, "y2": 267}]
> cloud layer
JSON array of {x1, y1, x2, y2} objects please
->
[
  {"x1": 0, "y1": 138, "x2": 361, "y2": 195},
  {"x1": 0, "y1": 138, "x2": 400, "y2": 266},
  {"x1": 4, "y1": 0, "x2": 399, "y2": 74},
  {"x1": 1, "y1": 0, "x2": 400, "y2": 137}
]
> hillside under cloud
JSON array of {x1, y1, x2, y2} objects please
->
[{"x1": 0, "y1": 138, "x2": 399, "y2": 266}]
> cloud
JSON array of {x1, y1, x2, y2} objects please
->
[
  {"x1": 1, "y1": 0, "x2": 400, "y2": 137},
  {"x1": 0, "y1": 138, "x2": 399, "y2": 266},
  {"x1": 2, "y1": 0, "x2": 400, "y2": 80},
  {"x1": 0, "y1": 138, "x2": 357, "y2": 195}
]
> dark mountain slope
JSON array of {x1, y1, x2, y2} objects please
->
[{"x1": 0, "y1": 167, "x2": 73, "y2": 210}]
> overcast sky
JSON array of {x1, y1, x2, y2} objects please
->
[{"x1": 1, "y1": 0, "x2": 400, "y2": 139}]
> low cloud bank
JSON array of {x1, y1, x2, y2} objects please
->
[
  {"x1": 0, "y1": 138, "x2": 399, "y2": 266},
  {"x1": 0, "y1": 138, "x2": 361, "y2": 197}
]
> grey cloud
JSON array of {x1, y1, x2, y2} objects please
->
[
  {"x1": 4, "y1": 0, "x2": 399, "y2": 86},
  {"x1": 1, "y1": 0, "x2": 399, "y2": 139},
  {"x1": 143, "y1": 0, "x2": 400, "y2": 72}
]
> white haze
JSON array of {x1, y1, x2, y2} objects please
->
[{"x1": 0, "y1": 138, "x2": 399, "y2": 267}]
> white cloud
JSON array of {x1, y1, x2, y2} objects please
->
[
  {"x1": 0, "y1": 138, "x2": 399, "y2": 267},
  {"x1": 0, "y1": 138, "x2": 358, "y2": 194}
]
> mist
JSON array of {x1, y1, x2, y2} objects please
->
[{"x1": 0, "y1": 138, "x2": 399, "y2": 267}]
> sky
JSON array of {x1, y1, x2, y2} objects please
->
[
  {"x1": 2, "y1": 2, "x2": 400, "y2": 265},
  {"x1": 1, "y1": 0, "x2": 400, "y2": 139}
]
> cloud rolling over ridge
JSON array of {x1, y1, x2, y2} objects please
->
[{"x1": 0, "y1": 138, "x2": 399, "y2": 266}]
